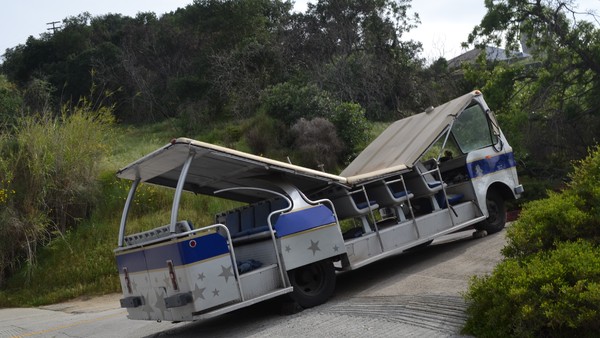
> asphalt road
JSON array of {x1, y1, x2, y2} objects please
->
[{"x1": 0, "y1": 228, "x2": 507, "y2": 338}]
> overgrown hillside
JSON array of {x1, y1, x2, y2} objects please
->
[{"x1": 0, "y1": 119, "x2": 250, "y2": 306}]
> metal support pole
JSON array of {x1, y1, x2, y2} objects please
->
[
  {"x1": 401, "y1": 175, "x2": 420, "y2": 238},
  {"x1": 361, "y1": 185, "x2": 384, "y2": 252},
  {"x1": 170, "y1": 152, "x2": 195, "y2": 233},
  {"x1": 118, "y1": 178, "x2": 140, "y2": 247}
]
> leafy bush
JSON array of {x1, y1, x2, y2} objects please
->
[
  {"x1": 0, "y1": 75, "x2": 22, "y2": 128},
  {"x1": 464, "y1": 146, "x2": 600, "y2": 336},
  {"x1": 330, "y1": 102, "x2": 370, "y2": 161},
  {"x1": 22, "y1": 77, "x2": 54, "y2": 116},
  {"x1": 261, "y1": 82, "x2": 335, "y2": 126},
  {"x1": 290, "y1": 117, "x2": 343, "y2": 170},
  {"x1": 261, "y1": 83, "x2": 370, "y2": 164},
  {"x1": 244, "y1": 112, "x2": 284, "y2": 155},
  {"x1": 502, "y1": 192, "x2": 597, "y2": 259},
  {"x1": 464, "y1": 240, "x2": 600, "y2": 337},
  {"x1": 503, "y1": 146, "x2": 600, "y2": 259},
  {"x1": 0, "y1": 103, "x2": 114, "y2": 286},
  {"x1": 176, "y1": 100, "x2": 213, "y2": 135}
]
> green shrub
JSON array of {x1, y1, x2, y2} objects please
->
[
  {"x1": 502, "y1": 192, "x2": 594, "y2": 259},
  {"x1": 0, "y1": 103, "x2": 114, "y2": 286},
  {"x1": 464, "y1": 240, "x2": 600, "y2": 337},
  {"x1": 503, "y1": 146, "x2": 600, "y2": 259},
  {"x1": 244, "y1": 112, "x2": 284, "y2": 155},
  {"x1": 0, "y1": 75, "x2": 22, "y2": 128},
  {"x1": 261, "y1": 82, "x2": 335, "y2": 126},
  {"x1": 331, "y1": 102, "x2": 370, "y2": 161},
  {"x1": 290, "y1": 117, "x2": 344, "y2": 170},
  {"x1": 176, "y1": 100, "x2": 213, "y2": 135},
  {"x1": 464, "y1": 146, "x2": 600, "y2": 336},
  {"x1": 569, "y1": 146, "x2": 600, "y2": 212}
]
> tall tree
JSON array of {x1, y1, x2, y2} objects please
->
[
  {"x1": 466, "y1": 0, "x2": 600, "y2": 179},
  {"x1": 287, "y1": 0, "x2": 425, "y2": 119}
]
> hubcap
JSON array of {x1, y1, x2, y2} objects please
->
[{"x1": 295, "y1": 265, "x2": 324, "y2": 295}]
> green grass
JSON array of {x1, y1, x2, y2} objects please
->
[{"x1": 103, "y1": 120, "x2": 182, "y2": 171}]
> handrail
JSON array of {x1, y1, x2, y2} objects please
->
[
  {"x1": 170, "y1": 152, "x2": 195, "y2": 233},
  {"x1": 436, "y1": 165, "x2": 459, "y2": 222},
  {"x1": 115, "y1": 222, "x2": 245, "y2": 301},
  {"x1": 297, "y1": 191, "x2": 339, "y2": 227},
  {"x1": 200, "y1": 223, "x2": 244, "y2": 301},
  {"x1": 384, "y1": 177, "x2": 405, "y2": 185},
  {"x1": 399, "y1": 174, "x2": 419, "y2": 238},
  {"x1": 360, "y1": 185, "x2": 384, "y2": 251}
]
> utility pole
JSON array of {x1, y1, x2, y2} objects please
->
[{"x1": 46, "y1": 21, "x2": 61, "y2": 34}]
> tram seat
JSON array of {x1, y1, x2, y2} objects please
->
[
  {"x1": 224, "y1": 211, "x2": 241, "y2": 236},
  {"x1": 368, "y1": 179, "x2": 414, "y2": 221},
  {"x1": 331, "y1": 189, "x2": 379, "y2": 234},
  {"x1": 406, "y1": 162, "x2": 446, "y2": 211},
  {"x1": 436, "y1": 192, "x2": 464, "y2": 209},
  {"x1": 219, "y1": 199, "x2": 290, "y2": 245}
]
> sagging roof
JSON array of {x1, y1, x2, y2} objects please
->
[
  {"x1": 117, "y1": 138, "x2": 349, "y2": 203},
  {"x1": 341, "y1": 91, "x2": 480, "y2": 182},
  {"x1": 117, "y1": 91, "x2": 483, "y2": 201}
]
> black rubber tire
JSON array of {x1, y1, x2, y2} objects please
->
[
  {"x1": 475, "y1": 190, "x2": 506, "y2": 234},
  {"x1": 287, "y1": 260, "x2": 336, "y2": 308}
]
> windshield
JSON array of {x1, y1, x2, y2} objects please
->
[{"x1": 452, "y1": 103, "x2": 497, "y2": 153}]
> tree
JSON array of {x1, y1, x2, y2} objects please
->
[
  {"x1": 0, "y1": 75, "x2": 22, "y2": 128},
  {"x1": 284, "y1": 0, "x2": 426, "y2": 120},
  {"x1": 465, "y1": 0, "x2": 600, "y2": 181}
]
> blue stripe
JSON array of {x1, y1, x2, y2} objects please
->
[
  {"x1": 116, "y1": 233, "x2": 229, "y2": 273},
  {"x1": 274, "y1": 205, "x2": 336, "y2": 237},
  {"x1": 178, "y1": 233, "x2": 229, "y2": 265},
  {"x1": 467, "y1": 152, "x2": 516, "y2": 179},
  {"x1": 115, "y1": 250, "x2": 147, "y2": 273}
]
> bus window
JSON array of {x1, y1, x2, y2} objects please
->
[{"x1": 452, "y1": 104, "x2": 497, "y2": 153}]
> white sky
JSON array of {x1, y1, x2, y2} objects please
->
[
  {"x1": 1, "y1": 0, "x2": 598, "y2": 62},
  {"x1": 405, "y1": 1, "x2": 487, "y2": 61}
]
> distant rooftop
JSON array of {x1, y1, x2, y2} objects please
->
[{"x1": 448, "y1": 46, "x2": 531, "y2": 68}]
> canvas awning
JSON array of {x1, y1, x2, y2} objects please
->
[
  {"x1": 341, "y1": 91, "x2": 480, "y2": 183},
  {"x1": 117, "y1": 138, "x2": 349, "y2": 203}
]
